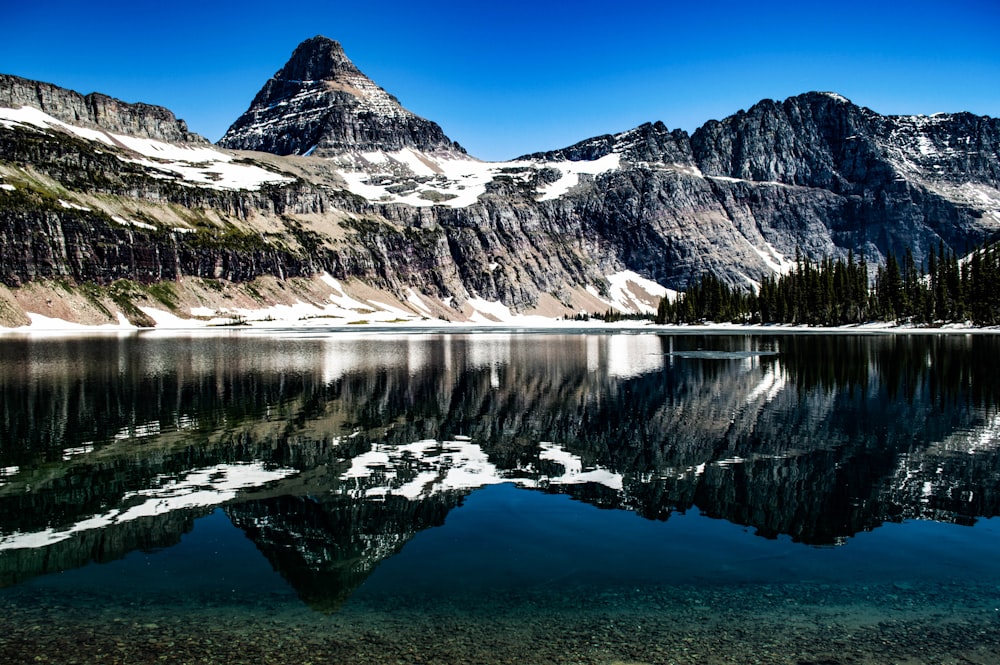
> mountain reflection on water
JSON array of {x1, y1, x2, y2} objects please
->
[{"x1": 0, "y1": 331, "x2": 998, "y2": 611}]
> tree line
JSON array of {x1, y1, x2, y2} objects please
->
[{"x1": 655, "y1": 243, "x2": 1000, "y2": 327}]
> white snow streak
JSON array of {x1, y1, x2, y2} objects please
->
[
  {"x1": 0, "y1": 105, "x2": 292, "y2": 191},
  {"x1": 330, "y1": 150, "x2": 619, "y2": 209}
]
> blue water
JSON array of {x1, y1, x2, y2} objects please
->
[
  {"x1": 19, "y1": 483, "x2": 999, "y2": 617},
  {"x1": 359, "y1": 483, "x2": 1000, "y2": 596},
  {"x1": 23, "y1": 510, "x2": 296, "y2": 602}
]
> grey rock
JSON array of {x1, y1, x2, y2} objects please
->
[
  {"x1": 0, "y1": 74, "x2": 206, "y2": 143},
  {"x1": 218, "y1": 36, "x2": 463, "y2": 156},
  {"x1": 521, "y1": 120, "x2": 694, "y2": 164}
]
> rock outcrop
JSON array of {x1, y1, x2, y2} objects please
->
[{"x1": 0, "y1": 74, "x2": 205, "y2": 143}]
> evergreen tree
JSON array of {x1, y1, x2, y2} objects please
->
[{"x1": 655, "y1": 242, "x2": 998, "y2": 328}]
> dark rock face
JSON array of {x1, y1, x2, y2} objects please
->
[
  {"x1": 521, "y1": 121, "x2": 695, "y2": 164},
  {"x1": 0, "y1": 74, "x2": 205, "y2": 143},
  {"x1": 521, "y1": 92, "x2": 999, "y2": 279},
  {"x1": 218, "y1": 36, "x2": 462, "y2": 156},
  {"x1": 685, "y1": 92, "x2": 1000, "y2": 265},
  {"x1": 0, "y1": 125, "x2": 323, "y2": 288},
  {"x1": 226, "y1": 493, "x2": 459, "y2": 612},
  {"x1": 687, "y1": 91, "x2": 1000, "y2": 194}
]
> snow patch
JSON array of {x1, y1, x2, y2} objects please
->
[
  {"x1": 58, "y1": 199, "x2": 91, "y2": 211},
  {"x1": 11, "y1": 312, "x2": 135, "y2": 332},
  {"x1": 366, "y1": 299, "x2": 416, "y2": 319},
  {"x1": 340, "y1": 439, "x2": 506, "y2": 500},
  {"x1": 916, "y1": 134, "x2": 937, "y2": 157},
  {"x1": 537, "y1": 154, "x2": 621, "y2": 201},
  {"x1": 405, "y1": 289, "x2": 434, "y2": 317},
  {"x1": 320, "y1": 274, "x2": 376, "y2": 312},
  {"x1": 604, "y1": 270, "x2": 675, "y2": 314},
  {"x1": 820, "y1": 92, "x2": 851, "y2": 104},
  {"x1": 749, "y1": 240, "x2": 795, "y2": 275},
  {"x1": 340, "y1": 438, "x2": 624, "y2": 502},
  {"x1": 331, "y1": 149, "x2": 622, "y2": 209},
  {"x1": 538, "y1": 442, "x2": 624, "y2": 490},
  {"x1": 467, "y1": 298, "x2": 516, "y2": 323},
  {"x1": 334, "y1": 151, "x2": 508, "y2": 208},
  {"x1": 111, "y1": 215, "x2": 156, "y2": 231}
]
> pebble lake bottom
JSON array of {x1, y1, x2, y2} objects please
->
[{"x1": 2, "y1": 486, "x2": 999, "y2": 665}]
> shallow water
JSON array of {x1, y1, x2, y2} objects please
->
[{"x1": 1, "y1": 331, "x2": 999, "y2": 664}]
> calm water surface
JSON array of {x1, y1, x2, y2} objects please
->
[{"x1": 1, "y1": 330, "x2": 999, "y2": 664}]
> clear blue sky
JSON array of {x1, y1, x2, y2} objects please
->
[{"x1": 2, "y1": 0, "x2": 998, "y2": 161}]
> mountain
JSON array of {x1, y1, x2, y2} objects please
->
[
  {"x1": 218, "y1": 36, "x2": 463, "y2": 157},
  {"x1": 0, "y1": 36, "x2": 998, "y2": 328}
]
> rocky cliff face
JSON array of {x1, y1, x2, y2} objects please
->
[
  {"x1": 0, "y1": 74, "x2": 205, "y2": 143},
  {"x1": 686, "y1": 92, "x2": 1000, "y2": 265},
  {"x1": 1, "y1": 38, "x2": 999, "y2": 326},
  {"x1": 218, "y1": 36, "x2": 463, "y2": 157}
]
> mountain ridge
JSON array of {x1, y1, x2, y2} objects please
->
[
  {"x1": 0, "y1": 36, "x2": 998, "y2": 329},
  {"x1": 0, "y1": 74, "x2": 206, "y2": 144}
]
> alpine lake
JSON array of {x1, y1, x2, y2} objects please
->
[{"x1": 1, "y1": 328, "x2": 999, "y2": 665}]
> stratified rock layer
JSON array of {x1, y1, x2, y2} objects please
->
[{"x1": 0, "y1": 74, "x2": 204, "y2": 143}]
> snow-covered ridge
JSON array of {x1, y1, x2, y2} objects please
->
[
  {"x1": 329, "y1": 147, "x2": 621, "y2": 208},
  {"x1": 0, "y1": 105, "x2": 292, "y2": 190},
  {"x1": 877, "y1": 113, "x2": 1000, "y2": 226},
  {"x1": 819, "y1": 92, "x2": 851, "y2": 104}
]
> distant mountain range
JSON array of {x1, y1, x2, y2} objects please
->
[{"x1": 0, "y1": 35, "x2": 998, "y2": 327}]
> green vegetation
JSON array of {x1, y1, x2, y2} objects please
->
[
  {"x1": 284, "y1": 218, "x2": 324, "y2": 253},
  {"x1": 567, "y1": 310, "x2": 654, "y2": 322},
  {"x1": 77, "y1": 282, "x2": 114, "y2": 318},
  {"x1": 656, "y1": 244, "x2": 1000, "y2": 327},
  {"x1": 342, "y1": 217, "x2": 395, "y2": 235},
  {"x1": 208, "y1": 314, "x2": 248, "y2": 327},
  {"x1": 145, "y1": 281, "x2": 180, "y2": 310},
  {"x1": 106, "y1": 279, "x2": 156, "y2": 327},
  {"x1": 417, "y1": 190, "x2": 458, "y2": 203},
  {"x1": 188, "y1": 225, "x2": 271, "y2": 252},
  {"x1": 199, "y1": 278, "x2": 225, "y2": 292}
]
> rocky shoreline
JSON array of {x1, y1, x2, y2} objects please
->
[{"x1": 2, "y1": 581, "x2": 997, "y2": 664}]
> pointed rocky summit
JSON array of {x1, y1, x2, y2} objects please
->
[{"x1": 218, "y1": 36, "x2": 463, "y2": 157}]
